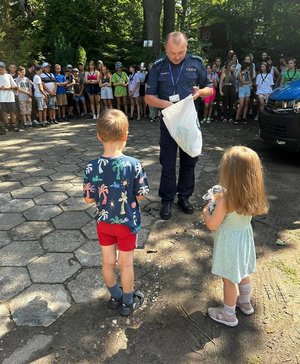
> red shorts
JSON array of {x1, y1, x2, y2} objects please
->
[
  {"x1": 203, "y1": 87, "x2": 216, "y2": 104},
  {"x1": 96, "y1": 221, "x2": 137, "y2": 252}
]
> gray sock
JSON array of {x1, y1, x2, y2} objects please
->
[
  {"x1": 123, "y1": 291, "x2": 134, "y2": 306},
  {"x1": 107, "y1": 284, "x2": 122, "y2": 300}
]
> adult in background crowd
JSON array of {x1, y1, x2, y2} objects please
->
[
  {"x1": 112, "y1": 62, "x2": 128, "y2": 115},
  {"x1": 0, "y1": 61, "x2": 19, "y2": 132},
  {"x1": 85, "y1": 60, "x2": 100, "y2": 119},
  {"x1": 145, "y1": 31, "x2": 213, "y2": 220},
  {"x1": 280, "y1": 58, "x2": 300, "y2": 85},
  {"x1": 41, "y1": 62, "x2": 57, "y2": 124}
]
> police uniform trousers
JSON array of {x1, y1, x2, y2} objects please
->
[{"x1": 159, "y1": 119, "x2": 198, "y2": 203}]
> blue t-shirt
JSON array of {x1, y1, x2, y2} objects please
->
[
  {"x1": 54, "y1": 74, "x2": 66, "y2": 94},
  {"x1": 83, "y1": 155, "x2": 150, "y2": 233}
]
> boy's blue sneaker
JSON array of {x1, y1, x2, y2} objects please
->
[
  {"x1": 119, "y1": 290, "x2": 144, "y2": 317},
  {"x1": 108, "y1": 296, "x2": 123, "y2": 310}
]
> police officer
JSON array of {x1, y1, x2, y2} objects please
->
[{"x1": 145, "y1": 31, "x2": 213, "y2": 220}]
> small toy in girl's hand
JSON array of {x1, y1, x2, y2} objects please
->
[{"x1": 202, "y1": 185, "x2": 225, "y2": 214}]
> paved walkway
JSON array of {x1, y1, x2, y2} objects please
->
[{"x1": 0, "y1": 118, "x2": 160, "y2": 333}]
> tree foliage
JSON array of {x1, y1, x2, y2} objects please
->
[{"x1": 0, "y1": 0, "x2": 299, "y2": 68}]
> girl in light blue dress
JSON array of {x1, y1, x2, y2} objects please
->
[{"x1": 202, "y1": 146, "x2": 269, "y2": 327}]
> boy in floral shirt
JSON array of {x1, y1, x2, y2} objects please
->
[{"x1": 83, "y1": 109, "x2": 149, "y2": 316}]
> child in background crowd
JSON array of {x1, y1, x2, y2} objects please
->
[
  {"x1": 83, "y1": 109, "x2": 149, "y2": 316},
  {"x1": 112, "y1": 62, "x2": 128, "y2": 115},
  {"x1": 41, "y1": 62, "x2": 57, "y2": 124},
  {"x1": 64, "y1": 67, "x2": 75, "y2": 119},
  {"x1": 255, "y1": 62, "x2": 274, "y2": 120},
  {"x1": 33, "y1": 65, "x2": 47, "y2": 127},
  {"x1": 99, "y1": 65, "x2": 113, "y2": 110},
  {"x1": 128, "y1": 65, "x2": 140, "y2": 121},
  {"x1": 202, "y1": 64, "x2": 219, "y2": 123},
  {"x1": 54, "y1": 64, "x2": 67, "y2": 122},
  {"x1": 202, "y1": 146, "x2": 268, "y2": 327},
  {"x1": 73, "y1": 68, "x2": 87, "y2": 116},
  {"x1": 15, "y1": 66, "x2": 32, "y2": 129}
]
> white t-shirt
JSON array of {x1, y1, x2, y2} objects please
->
[
  {"x1": 0, "y1": 74, "x2": 16, "y2": 102},
  {"x1": 33, "y1": 74, "x2": 43, "y2": 97},
  {"x1": 256, "y1": 73, "x2": 274, "y2": 95},
  {"x1": 40, "y1": 72, "x2": 56, "y2": 94},
  {"x1": 15, "y1": 76, "x2": 31, "y2": 101},
  {"x1": 128, "y1": 73, "x2": 140, "y2": 97}
]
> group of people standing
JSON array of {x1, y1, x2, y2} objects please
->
[
  {"x1": 201, "y1": 51, "x2": 300, "y2": 124},
  {"x1": 83, "y1": 32, "x2": 270, "y2": 328},
  {"x1": 0, "y1": 59, "x2": 151, "y2": 134}
]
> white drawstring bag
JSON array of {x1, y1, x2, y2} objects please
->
[{"x1": 162, "y1": 94, "x2": 202, "y2": 158}]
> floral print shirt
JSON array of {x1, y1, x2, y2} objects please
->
[{"x1": 83, "y1": 155, "x2": 149, "y2": 233}]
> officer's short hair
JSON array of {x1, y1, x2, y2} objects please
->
[
  {"x1": 97, "y1": 109, "x2": 128, "y2": 142},
  {"x1": 165, "y1": 32, "x2": 187, "y2": 45}
]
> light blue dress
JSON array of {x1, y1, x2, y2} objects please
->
[{"x1": 211, "y1": 211, "x2": 256, "y2": 284}]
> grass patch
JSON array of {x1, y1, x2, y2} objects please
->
[{"x1": 271, "y1": 259, "x2": 300, "y2": 285}]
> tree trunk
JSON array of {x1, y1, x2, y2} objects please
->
[
  {"x1": 162, "y1": 0, "x2": 175, "y2": 39},
  {"x1": 143, "y1": 0, "x2": 163, "y2": 59}
]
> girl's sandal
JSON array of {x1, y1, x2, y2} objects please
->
[{"x1": 208, "y1": 306, "x2": 238, "y2": 327}]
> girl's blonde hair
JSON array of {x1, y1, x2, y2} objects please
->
[
  {"x1": 219, "y1": 146, "x2": 269, "y2": 216},
  {"x1": 97, "y1": 109, "x2": 128, "y2": 142}
]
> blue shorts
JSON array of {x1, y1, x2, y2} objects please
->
[
  {"x1": 238, "y1": 85, "x2": 251, "y2": 98},
  {"x1": 74, "y1": 95, "x2": 86, "y2": 103}
]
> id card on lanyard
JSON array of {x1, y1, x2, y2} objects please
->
[{"x1": 168, "y1": 60, "x2": 185, "y2": 103}]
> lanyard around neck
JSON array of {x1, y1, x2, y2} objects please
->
[{"x1": 168, "y1": 59, "x2": 185, "y2": 94}]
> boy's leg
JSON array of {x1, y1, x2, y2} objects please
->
[
  {"x1": 101, "y1": 244, "x2": 117, "y2": 287},
  {"x1": 118, "y1": 249, "x2": 134, "y2": 297}
]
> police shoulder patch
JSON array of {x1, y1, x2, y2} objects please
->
[
  {"x1": 190, "y1": 55, "x2": 204, "y2": 63},
  {"x1": 153, "y1": 57, "x2": 166, "y2": 66}
]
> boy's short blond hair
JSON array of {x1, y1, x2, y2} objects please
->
[{"x1": 97, "y1": 109, "x2": 128, "y2": 142}]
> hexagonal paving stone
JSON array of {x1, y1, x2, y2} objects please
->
[
  {"x1": 68, "y1": 268, "x2": 106, "y2": 303},
  {"x1": 0, "y1": 181, "x2": 22, "y2": 193},
  {"x1": 23, "y1": 205, "x2": 62, "y2": 221},
  {"x1": 9, "y1": 284, "x2": 71, "y2": 327},
  {"x1": 0, "y1": 199, "x2": 35, "y2": 213},
  {"x1": 136, "y1": 228, "x2": 150, "y2": 249},
  {"x1": 0, "y1": 267, "x2": 31, "y2": 302},
  {"x1": 0, "y1": 304, "x2": 12, "y2": 339},
  {"x1": 28, "y1": 253, "x2": 81, "y2": 283},
  {"x1": 42, "y1": 181, "x2": 73, "y2": 192},
  {"x1": 66, "y1": 184, "x2": 83, "y2": 197},
  {"x1": 20, "y1": 176, "x2": 50, "y2": 187},
  {"x1": 81, "y1": 220, "x2": 98, "y2": 240},
  {"x1": 2, "y1": 172, "x2": 30, "y2": 181},
  {"x1": 10, "y1": 222, "x2": 53, "y2": 241},
  {"x1": 42, "y1": 230, "x2": 86, "y2": 252},
  {"x1": 0, "y1": 193, "x2": 12, "y2": 204},
  {"x1": 0, "y1": 240, "x2": 44, "y2": 266},
  {"x1": 52, "y1": 211, "x2": 90, "y2": 229},
  {"x1": 59, "y1": 197, "x2": 89, "y2": 211},
  {"x1": 75, "y1": 240, "x2": 101, "y2": 267},
  {"x1": 0, "y1": 231, "x2": 10, "y2": 248},
  {"x1": 0, "y1": 213, "x2": 25, "y2": 230},
  {"x1": 33, "y1": 192, "x2": 68, "y2": 205},
  {"x1": 54, "y1": 164, "x2": 80, "y2": 173},
  {"x1": 29, "y1": 168, "x2": 56, "y2": 177},
  {"x1": 11, "y1": 187, "x2": 44, "y2": 199},
  {"x1": 49, "y1": 172, "x2": 77, "y2": 181}
]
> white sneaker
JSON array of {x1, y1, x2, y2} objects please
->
[{"x1": 93, "y1": 114, "x2": 97, "y2": 120}]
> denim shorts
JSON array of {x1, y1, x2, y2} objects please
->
[
  {"x1": 74, "y1": 95, "x2": 86, "y2": 103},
  {"x1": 35, "y1": 97, "x2": 47, "y2": 111},
  {"x1": 238, "y1": 85, "x2": 251, "y2": 98},
  {"x1": 100, "y1": 87, "x2": 113, "y2": 100},
  {"x1": 46, "y1": 95, "x2": 58, "y2": 109}
]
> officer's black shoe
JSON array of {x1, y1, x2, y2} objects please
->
[
  {"x1": 160, "y1": 202, "x2": 172, "y2": 220},
  {"x1": 178, "y1": 196, "x2": 194, "y2": 214}
]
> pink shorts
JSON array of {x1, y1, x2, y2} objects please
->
[
  {"x1": 96, "y1": 221, "x2": 137, "y2": 252},
  {"x1": 203, "y1": 87, "x2": 216, "y2": 104}
]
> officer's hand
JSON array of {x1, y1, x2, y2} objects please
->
[{"x1": 192, "y1": 86, "x2": 202, "y2": 100}]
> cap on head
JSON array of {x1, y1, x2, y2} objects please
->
[
  {"x1": 67, "y1": 64, "x2": 73, "y2": 68},
  {"x1": 97, "y1": 60, "x2": 103, "y2": 65},
  {"x1": 115, "y1": 62, "x2": 122, "y2": 70},
  {"x1": 0, "y1": 61, "x2": 6, "y2": 68},
  {"x1": 73, "y1": 68, "x2": 79, "y2": 72},
  {"x1": 78, "y1": 61, "x2": 84, "y2": 65},
  {"x1": 42, "y1": 62, "x2": 51, "y2": 68}
]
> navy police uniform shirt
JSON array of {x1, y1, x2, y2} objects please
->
[{"x1": 146, "y1": 54, "x2": 212, "y2": 109}]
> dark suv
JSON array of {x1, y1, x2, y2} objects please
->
[{"x1": 260, "y1": 79, "x2": 300, "y2": 151}]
